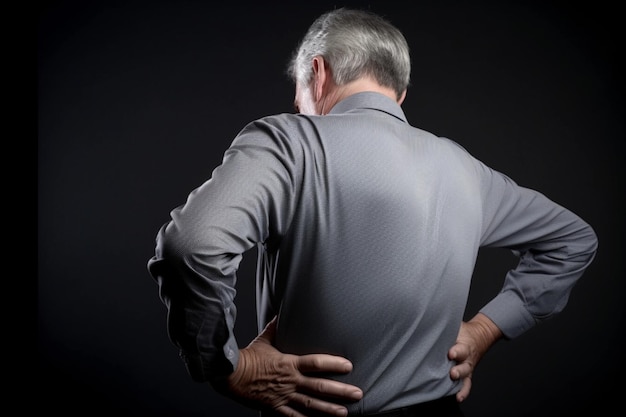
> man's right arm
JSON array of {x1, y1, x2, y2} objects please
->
[
  {"x1": 476, "y1": 162, "x2": 598, "y2": 339},
  {"x1": 446, "y1": 155, "x2": 597, "y2": 402}
]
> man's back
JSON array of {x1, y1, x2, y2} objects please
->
[{"x1": 255, "y1": 92, "x2": 482, "y2": 412}]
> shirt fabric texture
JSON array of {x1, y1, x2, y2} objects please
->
[{"x1": 148, "y1": 92, "x2": 598, "y2": 414}]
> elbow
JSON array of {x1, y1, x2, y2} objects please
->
[
  {"x1": 580, "y1": 223, "x2": 599, "y2": 261},
  {"x1": 562, "y1": 222, "x2": 599, "y2": 270}
]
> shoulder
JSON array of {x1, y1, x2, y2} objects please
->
[
  {"x1": 224, "y1": 114, "x2": 315, "y2": 167},
  {"x1": 234, "y1": 113, "x2": 324, "y2": 151},
  {"x1": 242, "y1": 113, "x2": 313, "y2": 136}
]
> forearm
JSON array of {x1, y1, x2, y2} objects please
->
[
  {"x1": 480, "y1": 217, "x2": 597, "y2": 338},
  {"x1": 148, "y1": 222, "x2": 242, "y2": 382}
]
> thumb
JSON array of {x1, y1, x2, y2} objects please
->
[{"x1": 256, "y1": 316, "x2": 278, "y2": 344}]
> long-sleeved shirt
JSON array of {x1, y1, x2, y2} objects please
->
[{"x1": 147, "y1": 91, "x2": 598, "y2": 414}]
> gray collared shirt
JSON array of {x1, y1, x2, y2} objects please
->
[{"x1": 148, "y1": 92, "x2": 597, "y2": 413}]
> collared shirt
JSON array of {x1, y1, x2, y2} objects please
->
[{"x1": 148, "y1": 92, "x2": 597, "y2": 413}]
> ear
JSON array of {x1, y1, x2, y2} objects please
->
[
  {"x1": 312, "y1": 56, "x2": 329, "y2": 102},
  {"x1": 397, "y1": 89, "x2": 407, "y2": 105}
]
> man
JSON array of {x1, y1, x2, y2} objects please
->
[{"x1": 147, "y1": 8, "x2": 598, "y2": 417}]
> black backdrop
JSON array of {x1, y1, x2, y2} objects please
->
[{"x1": 38, "y1": 1, "x2": 624, "y2": 416}]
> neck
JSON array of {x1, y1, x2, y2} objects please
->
[{"x1": 321, "y1": 77, "x2": 400, "y2": 114}]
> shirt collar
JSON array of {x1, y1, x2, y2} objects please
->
[{"x1": 328, "y1": 91, "x2": 408, "y2": 123}]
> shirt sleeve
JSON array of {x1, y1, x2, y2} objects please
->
[
  {"x1": 147, "y1": 117, "x2": 299, "y2": 383},
  {"x1": 476, "y1": 160, "x2": 598, "y2": 338}
]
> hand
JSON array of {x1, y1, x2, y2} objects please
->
[
  {"x1": 217, "y1": 316, "x2": 363, "y2": 417},
  {"x1": 447, "y1": 313, "x2": 502, "y2": 403}
]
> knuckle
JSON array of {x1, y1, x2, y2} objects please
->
[
  {"x1": 304, "y1": 397, "x2": 314, "y2": 409},
  {"x1": 309, "y1": 355, "x2": 324, "y2": 369},
  {"x1": 314, "y1": 379, "x2": 327, "y2": 393}
]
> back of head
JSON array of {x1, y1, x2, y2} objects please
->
[{"x1": 287, "y1": 8, "x2": 411, "y2": 100}]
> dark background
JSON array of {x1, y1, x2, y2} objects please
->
[{"x1": 38, "y1": 1, "x2": 624, "y2": 416}]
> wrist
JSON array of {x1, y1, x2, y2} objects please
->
[{"x1": 469, "y1": 313, "x2": 503, "y2": 352}]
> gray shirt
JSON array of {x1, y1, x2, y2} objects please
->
[{"x1": 148, "y1": 92, "x2": 597, "y2": 413}]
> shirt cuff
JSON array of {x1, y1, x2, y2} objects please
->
[
  {"x1": 479, "y1": 290, "x2": 537, "y2": 339},
  {"x1": 180, "y1": 342, "x2": 240, "y2": 383}
]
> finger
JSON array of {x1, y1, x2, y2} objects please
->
[
  {"x1": 273, "y1": 404, "x2": 308, "y2": 417},
  {"x1": 287, "y1": 391, "x2": 350, "y2": 417},
  {"x1": 449, "y1": 362, "x2": 472, "y2": 380},
  {"x1": 298, "y1": 375, "x2": 363, "y2": 401},
  {"x1": 296, "y1": 353, "x2": 354, "y2": 374},
  {"x1": 448, "y1": 343, "x2": 469, "y2": 361},
  {"x1": 455, "y1": 376, "x2": 472, "y2": 402}
]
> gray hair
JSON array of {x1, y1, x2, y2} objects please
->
[{"x1": 287, "y1": 8, "x2": 411, "y2": 100}]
